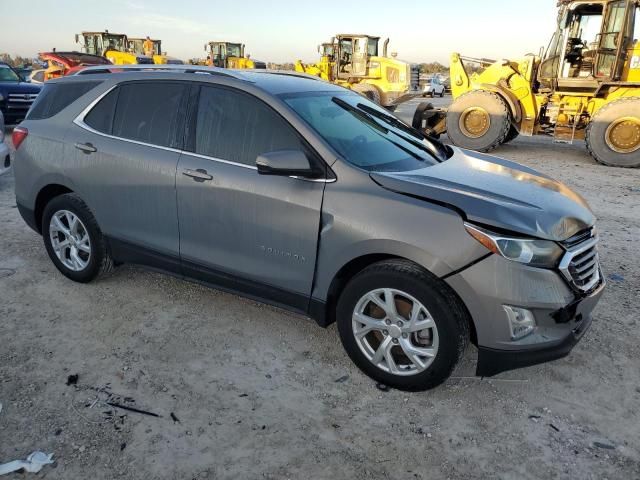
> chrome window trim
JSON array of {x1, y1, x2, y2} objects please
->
[
  {"x1": 558, "y1": 235, "x2": 601, "y2": 293},
  {"x1": 73, "y1": 83, "x2": 337, "y2": 183}
]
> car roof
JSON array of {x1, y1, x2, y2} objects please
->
[{"x1": 55, "y1": 65, "x2": 349, "y2": 96}]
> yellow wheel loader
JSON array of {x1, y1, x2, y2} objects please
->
[
  {"x1": 204, "y1": 42, "x2": 266, "y2": 69},
  {"x1": 415, "y1": 0, "x2": 640, "y2": 167},
  {"x1": 127, "y1": 38, "x2": 183, "y2": 65},
  {"x1": 75, "y1": 31, "x2": 154, "y2": 65},
  {"x1": 295, "y1": 34, "x2": 421, "y2": 109}
]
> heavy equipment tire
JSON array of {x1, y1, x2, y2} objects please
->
[
  {"x1": 446, "y1": 90, "x2": 511, "y2": 152},
  {"x1": 336, "y1": 259, "x2": 470, "y2": 391},
  {"x1": 585, "y1": 97, "x2": 640, "y2": 168},
  {"x1": 502, "y1": 125, "x2": 520, "y2": 144},
  {"x1": 43, "y1": 193, "x2": 114, "y2": 283},
  {"x1": 351, "y1": 83, "x2": 381, "y2": 105},
  {"x1": 440, "y1": 90, "x2": 445, "y2": 98}
]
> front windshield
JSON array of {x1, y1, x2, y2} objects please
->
[
  {"x1": 227, "y1": 44, "x2": 242, "y2": 57},
  {"x1": 282, "y1": 91, "x2": 446, "y2": 172},
  {"x1": 0, "y1": 65, "x2": 20, "y2": 82},
  {"x1": 104, "y1": 35, "x2": 126, "y2": 51}
]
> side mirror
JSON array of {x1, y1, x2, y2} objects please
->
[{"x1": 256, "y1": 150, "x2": 318, "y2": 178}]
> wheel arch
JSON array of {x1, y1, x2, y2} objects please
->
[
  {"x1": 315, "y1": 254, "x2": 478, "y2": 345},
  {"x1": 34, "y1": 184, "x2": 74, "y2": 233},
  {"x1": 476, "y1": 83, "x2": 522, "y2": 124}
]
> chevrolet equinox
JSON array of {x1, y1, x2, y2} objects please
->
[{"x1": 13, "y1": 66, "x2": 604, "y2": 391}]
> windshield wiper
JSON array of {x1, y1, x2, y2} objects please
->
[{"x1": 356, "y1": 103, "x2": 450, "y2": 162}]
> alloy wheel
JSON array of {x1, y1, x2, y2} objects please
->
[{"x1": 49, "y1": 210, "x2": 91, "y2": 271}]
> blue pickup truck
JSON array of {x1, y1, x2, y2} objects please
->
[{"x1": 0, "y1": 62, "x2": 41, "y2": 125}]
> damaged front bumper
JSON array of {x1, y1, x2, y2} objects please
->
[{"x1": 445, "y1": 254, "x2": 605, "y2": 377}]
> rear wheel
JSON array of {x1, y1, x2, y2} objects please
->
[
  {"x1": 502, "y1": 124, "x2": 520, "y2": 145},
  {"x1": 336, "y1": 260, "x2": 469, "y2": 391},
  {"x1": 440, "y1": 89, "x2": 445, "y2": 98},
  {"x1": 586, "y1": 97, "x2": 640, "y2": 168},
  {"x1": 43, "y1": 193, "x2": 114, "y2": 283},
  {"x1": 351, "y1": 83, "x2": 381, "y2": 105},
  {"x1": 446, "y1": 90, "x2": 511, "y2": 152}
]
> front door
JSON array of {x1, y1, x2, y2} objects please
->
[
  {"x1": 351, "y1": 37, "x2": 369, "y2": 76},
  {"x1": 68, "y1": 81, "x2": 188, "y2": 262},
  {"x1": 595, "y1": 0, "x2": 633, "y2": 79},
  {"x1": 176, "y1": 85, "x2": 325, "y2": 308}
]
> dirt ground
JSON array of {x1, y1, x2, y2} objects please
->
[{"x1": 1, "y1": 111, "x2": 639, "y2": 479}]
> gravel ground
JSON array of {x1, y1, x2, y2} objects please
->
[{"x1": 1, "y1": 115, "x2": 639, "y2": 479}]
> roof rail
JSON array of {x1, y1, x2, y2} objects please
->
[
  {"x1": 72, "y1": 63, "x2": 246, "y2": 80},
  {"x1": 242, "y1": 69, "x2": 324, "y2": 82}
]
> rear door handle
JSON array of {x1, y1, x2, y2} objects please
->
[
  {"x1": 182, "y1": 168, "x2": 213, "y2": 182},
  {"x1": 74, "y1": 142, "x2": 97, "y2": 154}
]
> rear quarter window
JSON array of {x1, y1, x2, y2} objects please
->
[{"x1": 27, "y1": 81, "x2": 101, "y2": 120}]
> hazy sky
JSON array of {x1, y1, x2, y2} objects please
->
[{"x1": 0, "y1": 0, "x2": 559, "y2": 64}]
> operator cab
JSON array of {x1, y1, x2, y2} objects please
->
[
  {"x1": 129, "y1": 38, "x2": 162, "y2": 56},
  {"x1": 335, "y1": 34, "x2": 380, "y2": 78},
  {"x1": 207, "y1": 42, "x2": 244, "y2": 68},
  {"x1": 77, "y1": 32, "x2": 128, "y2": 57},
  {"x1": 539, "y1": 0, "x2": 638, "y2": 91}
]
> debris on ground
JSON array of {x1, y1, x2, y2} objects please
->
[
  {"x1": 170, "y1": 412, "x2": 180, "y2": 423},
  {"x1": 0, "y1": 452, "x2": 54, "y2": 475},
  {"x1": 120, "y1": 443, "x2": 126, "y2": 451},
  {"x1": 608, "y1": 273, "x2": 625, "y2": 282},
  {"x1": 593, "y1": 441, "x2": 616, "y2": 450},
  {"x1": 528, "y1": 415, "x2": 542, "y2": 422},
  {"x1": 334, "y1": 375, "x2": 349, "y2": 383},
  {"x1": 375, "y1": 383, "x2": 390, "y2": 392},
  {"x1": 106, "y1": 402, "x2": 161, "y2": 418},
  {"x1": 66, "y1": 374, "x2": 79, "y2": 386},
  {"x1": 549, "y1": 424, "x2": 560, "y2": 432}
]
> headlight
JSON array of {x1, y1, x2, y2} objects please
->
[{"x1": 464, "y1": 223, "x2": 563, "y2": 268}]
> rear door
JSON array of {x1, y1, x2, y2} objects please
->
[
  {"x1": 68, "y1": 81, "x2": 188, "y2": 264},
  {"x1": 175, "y1": 84, "x2": 325, "y2": 307}
]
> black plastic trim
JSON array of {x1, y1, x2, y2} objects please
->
[
  {"x1": 476, "y1": 314, "x2": 592, "y2": 377},
  {"x1": 17, "y1": 202, "x2": 38, "y2": 233},
  {"x1": 440, "y1": 253, "x2": 493, "y2": 280}
]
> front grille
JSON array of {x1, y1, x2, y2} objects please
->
[
  {"x1": 559, "y1": 229, "x2": 600, "y2": 292},
  {"x1": 7, "y1": 93, "x2": 38, "y2": 109}
]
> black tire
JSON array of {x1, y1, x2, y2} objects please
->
[
  {"x1": 336, "y1": 260, "x2": 470, "y2": 391},
  {"x1": 42, "y1": 193, "x2": 114, "y2": 283},
  {"x1": 446, "y1": 90, "x2": 511, "y2": 152},
  {"x1": 502, "y1": 124, "x2": 520, "y2": 145},
  {"x1": 440, "y1": 89, "x2": 445, "y2": 98},
  {"x1": 351, "y1": 83, "x2": 381, "y2": 105},
  {"x1": 585, "y1": 97, "x2": 640, "y2": 168}
]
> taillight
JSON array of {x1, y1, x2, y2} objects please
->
[{"x1": 12, "y1": 126, "x2": 28, "y2": 150}]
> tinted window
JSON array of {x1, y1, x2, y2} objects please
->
[
  {"x1": 85, "y1": 87, "x2": 119, "y2": 134},
  {"x1": 194, "y1": 86, "x2": 305, "y2": 165},
  {"x1": 112, "y1": 82, "x2": 187, "y2": 148},
  {"x1": 27, "y1": 81, "x2": 100, "y2": 120}
]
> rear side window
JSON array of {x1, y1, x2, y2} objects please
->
[
  {"x1": 27, "y1": 81, "x2": 101, "y2": 120},
  {"x1": 111, "y1": 82, "x2": 187, "y2": 148},
  {"x1": 193, "y1": 85, "x2": 304, "y2": 165},
  {"x1": 84, "y1": 88, "x2": 119, "y2": 134}
]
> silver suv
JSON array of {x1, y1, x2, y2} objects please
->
[{"x1": 13, "y1": 66, "x2": 604, "y2": 391}]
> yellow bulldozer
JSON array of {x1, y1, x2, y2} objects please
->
[
  {"x1": 75, "y1": 31, "x2": 154, "y2": 65},
  {"x1": 203, "y1": 42, "x2": 266, "y2": 69},
  {"x1": 415, "y1": 0, "x2": 640, "y2": 167},
  {"x1": 295, "y1": 34, "x2": 420, "y2": 109},
  {"x1": 127, "y1": 38, "x2": 183, "y2": 64}
]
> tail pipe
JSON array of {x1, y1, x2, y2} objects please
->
[{"x1": 383, "y1": 38, "x2": 389, "y2": 57}]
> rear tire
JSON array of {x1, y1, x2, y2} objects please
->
[
  {"x1": 440, "y1": 89, "x2": 445, "y2": 98},
  {"x1": 446, "y1": 90, "x2": 511, "y2": 152},
  {"x1": 336, "y1": 260, "x2": 469, "y2": 391},
  {"x1": 42, "y1": 193, "x2": 114, "y2": 283},
  {"x1": 351, "y1": 83, "x2": 381, "y2": 105},
  {"x1": 586, "y1": 97, "x2": 640, "y2": 168},
  {"x1": 502, "y1": 124, "x2": 520, "y2": 145}
]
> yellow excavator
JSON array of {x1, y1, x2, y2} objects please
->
[
  {"x1": 127, "y1": 38, "x2": 183, "y2": 64},
  {"x1": 414, "y1": 0, "x2": 640, "y2": 167},
  {"x1": 75, "y1": 31, "x2": 154, "y2": 65},
  {"x1": 295, "y1": 34, "x2": 420, "y2": 109},
  {"x1": 203, "y1": 42, "x2": 266, "y2": 69}
]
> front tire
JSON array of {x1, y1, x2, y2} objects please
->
[
  {"x1": 42, "y1": 193, "x2": 114, "y2": 283},
  {"x1": 446, "y1": 90, "x2": 511, "y2": 152},
  {"x1": 351, "y1": 83, "x2": 381, "y2": 105},
  {"x1": 336, "y1": 260, "x2": 469, "y2": 391},
  {"x1": 586, "y1": 97, "x2": 640, "y2": 168}
]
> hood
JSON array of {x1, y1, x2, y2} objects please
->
[
  {"x1": 370, "y1": 147, "x2": 595, "y2": 241},
  {"x1": 0, "y1": 81, "x2": 41, "y2": 94}
]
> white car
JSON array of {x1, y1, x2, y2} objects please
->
[
  {"x1": 0, "y1": 111, "x2": 10, "y2": 176},
  {"x1": 422, "y1": 77, "x2": 446, "y2": 98}
]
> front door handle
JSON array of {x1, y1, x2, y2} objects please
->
[
  {"x1": 183, "y1": 168, "x2": 213, "y2": 182},
  {"x1": 74, "y1": 142, "x2": 97, "y2": 154}
]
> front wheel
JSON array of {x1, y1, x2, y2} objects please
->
[
  {"x1": 586, "y1": 97, "x2": 640, "y2": 168},
  {"x1": 336, "y1": 260, "x2": 469, "y2": 391},
  {"x1": 42, "y1": 193, "x2": 114, "y2": 283}
]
